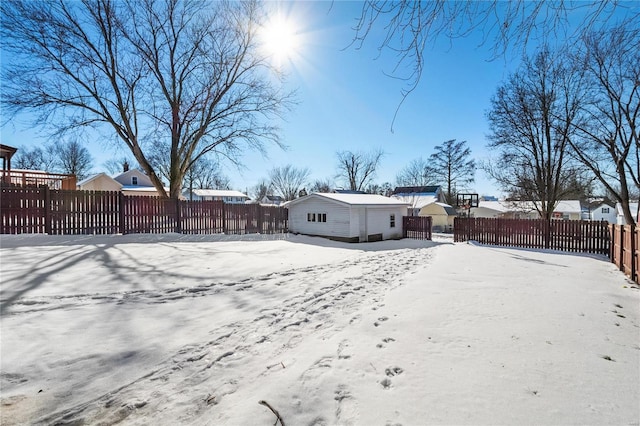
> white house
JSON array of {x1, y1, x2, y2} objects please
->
[
  {"x1": 587, "y1": 201, "x2": 617, "y2": 223},
  {"x1": 472, "y1": 200, "x2": 583, "y2": 220},
  {"x1": 616, "y1": 202, "x2": 639, "y2": 225},
  {"x1": 78, "y1": 169, "x2": 171, "y2": 197},
  {"x1": 472, "y1": 200, "x2": 536, "y2": 219},
  {"x1": 77, "y1": 173, "x2": 123, "y2": 192},
  {"x1": 391, "y1": 186, "x2": 443, "y2": 216},
  {"x1": 183, "y1": 189, "x2": 248, "y2": 203},
  {"x1": 287, "y1": 192, "x2": 409, "y2": 243},
  {"x1": 418, "y1": 202, "x2": 457, "y2": 232},
  {"x1": 257, "y1": 195, "x2": 285, "y2": 206}
]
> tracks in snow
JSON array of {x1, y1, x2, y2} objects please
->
[{"x1": 30, "y1": 246, "x2": 435, "y2": 425}]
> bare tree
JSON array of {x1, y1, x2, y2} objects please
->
[
  {"x1": 428, "y1": 140, "x2": 475, "y2": 205},
  {"x1": 336, "y1": 149, "x2": 384, "y2": 192},
  {"x1": 12, "y1": 146, "x2": 56, "y2": 172},
  {"x1": 567, "y1": 24, "x2": 639, "y2": 225},
  {"x1": 486, "y1": 48, "x2": 582, "y2": 220},
  {"x1": 269, "y1": 165, "x2": 310, "y2": 201},
  {"x1": 395, "y1": 157, "x2": 437, "y2": 187},
  {"x1": 1, "y1": 0, "x2": 294, "y2": 199},
  {"x1": 53, "y1": 140, "x2": 93, "y2": 180},
  {"x1": 365, "y1": 182, "x2": 393, "y2": 196},
  {"x1": 309, "y1": 178, "x2": 334, "y2": 193},
  {"x1": 352, "y1": 1, "x2": 638, "y2": 125},
  {"x1": 183, "y1": 157, "x2": 230, "y2": 194},
  {"x1": 251, "y1": 180, "x2": 272, "y2": 203},
  {"x1": 103, "y1": 157, "x2": 138, "y2": 175},
  {"x1": 12, "y1": 140, "x2": 92, "y2": 179}
]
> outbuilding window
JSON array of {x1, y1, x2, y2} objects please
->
[
  {"x1": 132, "y1": 176, "x2": 138, "y2": 185},
  {"x1": 307, "y1": 213, "x2": 327, "y2": 222},
  {"x1": 602, "y1": 207, "x2": 610, "y2": 214},
  {"x1": 390, "y1": 214, "x2": 396, "y2": 228}
]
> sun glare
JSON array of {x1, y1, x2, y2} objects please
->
[{"x1": 261, "y1": 14, "x2": 300, "y2": 67}]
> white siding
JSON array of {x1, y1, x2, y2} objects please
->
[
  {"x1": 288, "y1": 197, "x2": 407, "y2": 241},
  {"x1": 364, "y1": 206, "x2": 403, "y2": 240},
  {"x1": 590, "y1": 205, "x2": 616, "y2": 223},
  {"x1": 289, "y1": 199, "x2": 352, "y2": 238}
]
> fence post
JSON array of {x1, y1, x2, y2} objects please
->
[
  {"x1": 222, "y1": 202, "x2": 227, "y2": 234},
  {"x1": 175, "y1": 197, "x2": 182, "y2": 234},
  {"x1": 631, "y1": 224, "x2": 637, "y2": 282},
  {"x1": 119, "y1": 192, "x2": 126, "y2": 235},
  {"x1": 619, "y1": 225, "x2": 626, "y2": 272},
  {"x1": 257, "y1": 204, "x2": 263, "y2": 233},
  {"x1": 44, "y1": 185, "x2": 51, "y2": 235},
  {"x1": 609, "y1": 224, "x2": 615, "y2": 262}
]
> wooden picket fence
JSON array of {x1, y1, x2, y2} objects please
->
[
  {"x1": 1, "y1": 186, "x2": 288, "y2": 235},
  {"x1": 453, "y1": 217, "x2": 610, "y2": 255},
  {"x1": 403, "y1": 216, "x2": 433, "y2": 240},
  {"x1": 609, "y1": 224, "x2": 639, "y2": 284}
]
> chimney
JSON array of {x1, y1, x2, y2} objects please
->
[{"x1": 123, "y1": 161, "x2": 129, "y2": 172}]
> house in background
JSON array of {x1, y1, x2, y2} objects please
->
[
  {"x1": 391, "y1": 186, "x2": 444, "y2": 216},
  {"x1": 287, "y1": 192, "x2": 408, "y2": 242},
  {"x1": 616, "y1": 202, "x2": 639, "y2": 225},
  {"x1": 77, "y1": 168, "x2": 170, "y2": 197},
  {"x1": 585, "y1": 200, "x2": 617, "y2": 223},
  {"x1": 550, "y1": 200, "x2": 583, "y2": 220},
  {"x1": 1, "y1": 143, "x2": 77, "y2": 190},
  {"x1": 77, "y1": 173, "x2": 123, "y2": 192},
  {"x1": 183, "y1": 189, "x2": 248, "y2": 203},
  {"x1": 472, "y1": 200, "x2": 515, "y2": 218},
  {"x1": 420, "y1": 202, "x2": 457, "y2": 232},
  {"x1": 257, "y1": 195, "x2": 285, "y2": 206}
]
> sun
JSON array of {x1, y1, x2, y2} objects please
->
[{"x1": 260, "y1": 14, "x2": 300, "y2": 67}]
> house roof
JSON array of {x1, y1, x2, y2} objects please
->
[
  {"x1": 121, "y1": 186, "x2": 164, "y2": 192},
  {"x1": 553, "y1": 200, "x2": 582, "y2": 214},
  {"x1": 616, "y1": 202, "x2": 639, "y2": 218},
  {"x1": 392, "y1": 185, "x2": 440, "y2": 195},
  {"x1": 435, "y1": 202, "x2": 458, "y2": 216},
  {"x1": 479, "y1": 200, "x2": 583, "y2": 214},
  {"x1": 77, "y1": 172, "x2": 122, "y2": 188},
  {"x1": 0, "y1": 144, "x2": 18, "y2": 162},
  {"x1": 391, "y1": 194, "x2": 438, "y2": 209},
  {"x1": 333, "y1": 189, "x2": 367, "y2": 194},
  {"x1": 287, "y1": 192, "x2": 409, "y2": 208},
  {"x1": 188, "y1": 189, "x2": 248, "y2": 198}
]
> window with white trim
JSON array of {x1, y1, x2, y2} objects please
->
[
  {"x1": 132, "y1": 176, "x2": 138, "y2": 185},
  {"x1": 601, "y1": 207, "x2": 610, "y2": 214},
  {"x1": 307, "y1": 213, "x2": 327, "y2": 222},
  {"x1": 390, "y1": 214, "x2": 396, "y2": 228}
]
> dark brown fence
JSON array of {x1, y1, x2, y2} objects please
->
[
  {"x1": 609, "y1": 224, "x2": 639, "y2": 284},
  {"x1": 1, "y1": 186, "x2": 288, "y2": 235},
  {"x1": 403, "y1": 216, "x2": 433, "y2": 240},
  {"x1": 454, "y1": 217, "x2": 610, "y2": 255}
]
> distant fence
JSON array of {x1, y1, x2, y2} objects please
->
[
  {"x1": 403, "y1": 216, "x2": 432, "y2": 240},
  {"x1": 453, "y1": 217, "x2": 610, "y2": 255},
  {"x1": 609, "y1": 224, "x2": 639, "y2": 284},
  {"x1": 1, "y1": 186, "x2": 288, "y2": 235}
]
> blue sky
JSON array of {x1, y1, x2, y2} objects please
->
[
  {"x1": 237, "y1": 0, "x2": 519, "y2": 196},
  {"x1": 3, "y1": 1, "x2": 601, "y2": 197}
]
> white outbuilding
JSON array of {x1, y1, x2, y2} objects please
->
[{"x1": 286, "y1": 192, "x2": 409, "y2": 242}]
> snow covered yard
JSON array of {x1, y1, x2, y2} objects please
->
[{"x1": 1, "y1": 233, "x2": 638, "y2": 425}]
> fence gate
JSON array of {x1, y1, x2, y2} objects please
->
[{"x1": 403, "y1": 216, "x2": 432, "y2": 240}]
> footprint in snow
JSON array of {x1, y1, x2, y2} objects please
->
[
  {"x1": 385, "y1": 367, "x2": 403, "y2": 377},
  {"x1": 374, "y1": 316, "x2": 389, "y2": 327}
]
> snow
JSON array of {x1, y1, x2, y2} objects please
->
[{"x1": 1, "y1": 233, "x2": 638, "y2": 425}]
